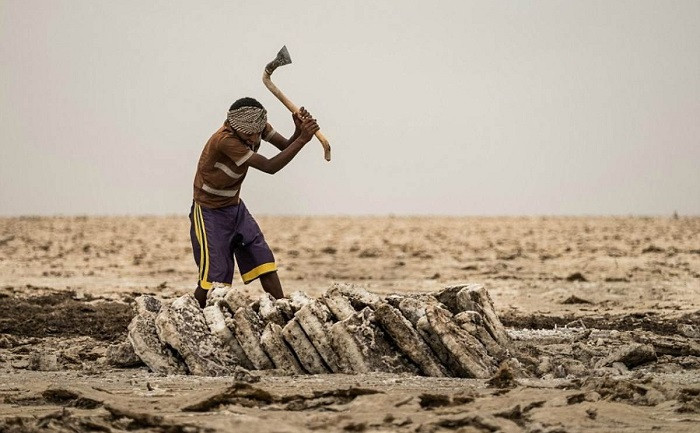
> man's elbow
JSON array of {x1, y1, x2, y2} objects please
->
[
  {"x1": 249, "y1": 159, "x2": 279, "y2": 175},
  {"x1": 261, "y1": 163, "x2": 281, "y2": 175}
]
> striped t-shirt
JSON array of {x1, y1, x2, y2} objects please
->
[{"x1": 193, "y1": 120, "x2": 275, "y2": 208}]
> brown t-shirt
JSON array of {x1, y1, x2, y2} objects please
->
[{"x1": 193, "y1": 120, "x2": 275, "y2": 208}]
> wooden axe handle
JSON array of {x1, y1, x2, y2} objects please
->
[{"x1": 263, "y1": 72, "x2": 331, "y2": 161}]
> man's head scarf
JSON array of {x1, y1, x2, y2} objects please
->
[{"x1": 227, "y1": 106, "x2": 267, "y2": 134}]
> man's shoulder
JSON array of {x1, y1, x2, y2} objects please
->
[
  {"x1": 209, "y1": 124, "x2": 244, "y2": 149},
  {"x1": 210, "y1": 123, "x2": 233, "y2": 141}
]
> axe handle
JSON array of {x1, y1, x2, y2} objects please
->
[{"x1": 263, "y1": 72, "x2": 331, "y2": 162}]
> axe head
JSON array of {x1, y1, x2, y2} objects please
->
[{"x1": 264, "y1": 45, "x2": 292, "y2": 76}]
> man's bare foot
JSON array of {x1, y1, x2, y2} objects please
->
[{"x1": 194, "y1": 286, "x2": 208, "y2": 308}]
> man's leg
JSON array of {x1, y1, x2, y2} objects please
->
[
  {"x1": 190, "y1": 203, "x2": 235, "y2": 308},
  {"x1": 234, "y1": 201, "x2": 282, "y2": 298},
  {"x1": 189, "y1": 204, "x2": 208, "y2": 307},
  {"x1": 259, "y1": 271, "x2": 284, "y2": 299}
]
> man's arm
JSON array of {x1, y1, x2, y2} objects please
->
[
  {"x1": 266, "y1": 107, "x2": 311, "y2": 151},
  {"x1": 267, "y1": 131, "x2": 297, "y2": 151},
  {"x1": 247, "y1": 114, "x2": 319, "y2": 175}
]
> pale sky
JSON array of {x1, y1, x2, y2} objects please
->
[{"x1": 1, "y1": 0, "x2": 698, "y2": 216}]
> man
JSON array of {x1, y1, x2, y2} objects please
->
[{"x1": 190, "y1": 97, "x2": 320, "y2": 308}]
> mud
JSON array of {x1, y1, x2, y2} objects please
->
[
  {"x1": 502, "y1": 310, "x2": 700, "y2": 336},
  {"x1": 0, "y1": 288, "x2": 132, "y2": 341}
]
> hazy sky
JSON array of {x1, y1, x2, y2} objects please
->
[{"x1": 1, "y1": 0, "x2": 698, "y2": 216}]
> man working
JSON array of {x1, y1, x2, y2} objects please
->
[{"x1": 190, "y1": 97, "x2": 320, "y2": 308}]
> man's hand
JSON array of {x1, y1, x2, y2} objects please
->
[
  {"x1": 295, "y1": 107, "x2": 320, "y2": 143},
  {"x1": 292, "y1": 106, "x2": 312, "y2": 128},
  {"x1": 247, "y1": 107, "x2": 320, "y2": 175}
]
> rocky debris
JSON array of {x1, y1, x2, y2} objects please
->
[
  {"x1": 595, "y1": 343, "x2": 657, "y2": 369},
  {"x1": 182, "y1": 382, "x2": 380, "y2": 412},
  {"x1": 125, "y1": 284, "x2": 514, "y2": 377},
  {"x1": 28, "y1": 351, "x2": 60, "y2": 371},
  {"x1": 679, "y1": 324, "x2": 700, "y2": 339},
  {"x1": 0, "y1": 333, "x2": 20, "y2": 349},
  {"x1": 487, "y1": 362, "x2": 518, "y2": 389},
  {"x1": 106, "y1": 340, "x2": 143, "y2": 367},
  {"x1": 561, "y1": 295, "x2": 592, "y2": 304},
  {"x1": 155, "y1": 295, "x2": 239, "y2": 376},
  {"x1": 127, "y1": 296, "x2": 187, "y2": 375},
  {"x1": 582, "y1": 376, "x2": 669, "y2": 406},
  {"x1": 633, "y1": 333, "x2": 700, "y2": 357},
  {"x1": 566, "y1": 272, "x2": 587, "y2": 282}
]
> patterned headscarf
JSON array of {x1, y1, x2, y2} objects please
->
[{"x1": 227, "y1": 106, "x2": 267, "y2": 134}]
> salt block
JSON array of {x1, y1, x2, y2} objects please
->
[
  {"x1": 322, "y1": 291, "x2": 356, "y2": 321},
  {"x1": 223, "y1": 290, "x2": 253, "y2": 315},
  {"x1": 295, "y1": 301, "x2": 349, "y2": 373},
  {"x1": 397, "y1": 296, "x2": 441, "y2": 327},
  {"x1": 281, "y1": 317, "x2": 329, "y2": 374},
  {"x1": 433, "y1": 284, "x2": 468, "y2": 313},
  {"x1": 426, "y1": 305, "x2": 494, "y2": 378},
  {"x1": 329, "y1": 319, "x2": 367, "y2": 373},
  {"x1": 204, "y1": 286, "x2": 231, "y2": 308},
  {"x1": 229, "y1": 307, "x2": 274, "y2": 370},
  {"x1": 260, "y1": 323, "x2": 304, "y2": 375},
  {"x1": 330, "y1": 283, "x2": 382, "y2": 310},
  {"x1": 202, "y1": 300, "x2": 253, "y2": 370},
  {"x1": 155, "y1": 295, "x2": 239, "y2": 376},
  {"x1": 135, "y1": 295, "x2": 162, "y2": 315},
  {"x1": 374, "y1": 303, "x2": 447, "y2": 377},
  {"x1": 128, "y1": 296, "x2": 187, "y2": 375},
  {"x1": 289, "y1": 291, "x2": 314, "y2": 312},
  {"x1": 330, "y1": 307, "x2": 418, "y2": 374},
  {"x1": 453, "y1": 311, "x2": 506, "y2": 359},
  {"x1": 416, "y1": 315, "x2": 455, "y2": 375},
  {"x1": 455, "y1": 284, "x2": 510, "y2": 347},
  {"x1": 258, "y1": 293, "x2": 286, "y2": 326},
  {"x1": 275, "y1": 298, "x2": 296, "y2": 322}
]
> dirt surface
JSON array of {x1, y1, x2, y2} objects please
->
[
  {"x1": 0, "y1": 289, "x2": 132, "y2": 341},
  {"x1": 0, "y1": 215, "x2": 699, "y2": 432}
]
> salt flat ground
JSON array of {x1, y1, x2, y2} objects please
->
[{"x1": 0, "y1": 216, "x2": 698, "y2": 432}]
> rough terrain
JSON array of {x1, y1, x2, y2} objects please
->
[{"x1": 0, "y1": 215, "x2": 698, "y2": 432}]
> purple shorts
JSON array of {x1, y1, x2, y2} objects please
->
[{"x1": 189, "y1": 200, "x2": 276, "y2": 289}]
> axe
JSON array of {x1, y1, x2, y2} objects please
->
[{"x1": 263, "y1": 46, "x2": 331, "y2": 162}]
